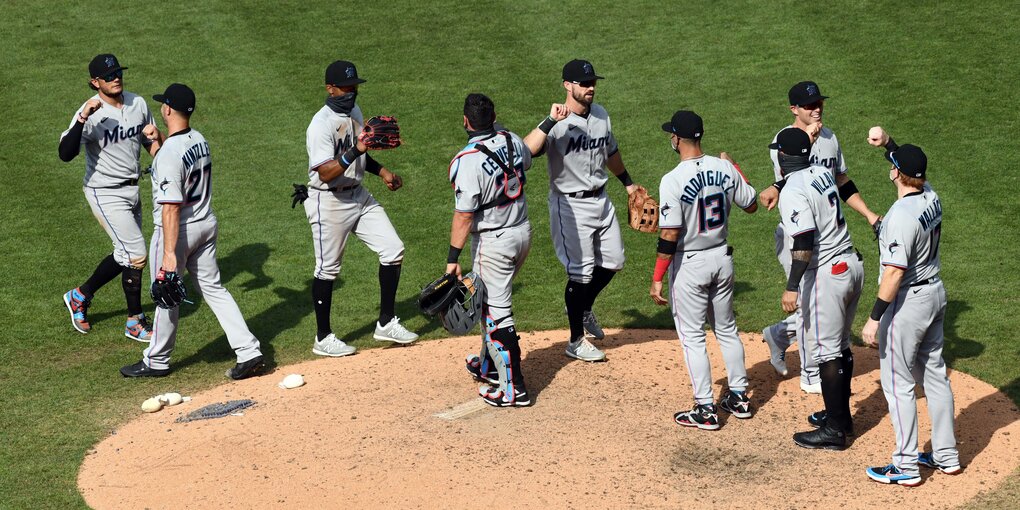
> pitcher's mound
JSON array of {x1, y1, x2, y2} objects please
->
[{"x1": 78, "y1": 329, "x2": 1019, "y2": 509}]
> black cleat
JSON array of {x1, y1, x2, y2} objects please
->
[
  {"x1": 807, "y1": 410, "x2": 854, "y2": 436},
  {"x1": 120, "y1": 360, "x2": 171, "y2": 378},
  {"x1": 227, "y1": 356, "x2": 266, "y2": 380},
  {"x1": 793, "y1": 426, "x2": 847, "y2": 450}
]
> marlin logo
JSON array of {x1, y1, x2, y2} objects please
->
[
  {"x1": 583, "y1": 62, "x2": 593, "y2": 75},
  {"x1": 159, "y1": 178, "x2": 169, "y2": 192},
  {"x1": 888, "y1": 240, "x2": 900, "y2": 254},
  {"x1": 660, "y1": 203, "x2": 672, "y2": 216},
  {"x1": 346, "y1": 66, "x2": 356, "y2": 78},
  {"x1": 806, "y1": 84, "x2": 818, "y2": 96},
  {"x1": 105, "y1": 56, "x2": 116, "y2": 67},
  {"x1": 455, "y1": 186, "x2": 462, "y2": 198},
  {"x1": 790, "y1": 210, "x2": 800, "y2": 225}
]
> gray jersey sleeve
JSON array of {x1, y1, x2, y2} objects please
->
[
  {"x1": 657, "y1": 168, "x2": 684, "y2": 230},
  {"x1": 153, "y1": 147, "x2": 185, "y2": 205},
  {"x1": 306, "y1": 111, "x2": 337, "y2": 170},
  {"x1": 451, "y1": 153, "x2": 482, "y2": 212}
]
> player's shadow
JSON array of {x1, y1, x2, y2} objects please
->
[
  {"x1": 218, "y1": 243, "x2": 274, "y2": 292},
  {"x1": 941, "y1": 300, "x2": 984, "y2": 365},
  {"x1": 931, "y1": 376, "x2": 1019, "y2": 467}
]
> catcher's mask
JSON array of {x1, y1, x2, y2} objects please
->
[{"x1": 440, "y1": 272, "x2": 486, "y2": 335}]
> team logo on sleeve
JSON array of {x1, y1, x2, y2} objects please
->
[
  {"x1": 790, "y1": 210, "x2": 800, "y2": 225},
  {"x1": 455, "y1": 186, "x2": 463, "y2": 198},
  {"x1": 159, "y1": 178, "x2": 169, "y2": 192},
  {"x1": 888, "y1": 240, "x2": 900, "y2": 254},
  {"x1": 660, "y1": 203, "x2": 672, "y2": 216}
]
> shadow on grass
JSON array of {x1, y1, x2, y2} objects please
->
[{"x1": 942, "y1": 299, "x2": 984, "y2": 366}]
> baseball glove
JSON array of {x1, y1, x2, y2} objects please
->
[
  {"x1": 151, "y1": 268, "x2": 188, "y2": 309},
  {"x1": 628, "y1": 185, "x2": 660, "y2": 233},
  {"x1": 358, "y1": 115, "x2": 401, "y2": 150},
  {"x1": 872, "y1": 217, "x2": 883, "y2": 240},
  {"x1": 291, "y1": 183, "x2": 309, "y2": 208},
  {"x1": 417, "y1": 273, "x2": 459, "y2": 317}
]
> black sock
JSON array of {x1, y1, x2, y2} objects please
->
[
  {"x1": 122, "y1": 267, "x2": 144, "y2": 316},
  {"x1": 80, "y1": 254, "x2": 123, "y2": 300},
  {"x1": 819, "y1": 359, "x2": 849, "y2": 432},
  {"x1": 586, "y1": 266, "x2": 616, "y2": 311},
  {"x1": 492, "y1": 325, "x2": 524, "y2": 388},
  {"x1": 378, "y1": 264, "x2": 401, "y2": 325},
  {"x1": 565, "y1": 280, "x2": 586, "y2": 341},
  {"x1": 841, "y1": 348, "x2": 855, "y2": 422},
  {"x1": 312, "y1": 278, "x2": 334, "y2": 340}
]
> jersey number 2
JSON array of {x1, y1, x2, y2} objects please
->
[
  {"x1": 185, "y1": 162, "x2": 212, "y2": 204},
  {"x1": 827, "y1": 191, "x2": 846, "y2": 227}
]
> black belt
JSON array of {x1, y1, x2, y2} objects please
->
[
  {"x1": 910, "y1": 277, "x2": 939, "y2": 287},
  {"x1": 90, "y1": 179, "x2": 138, "y2": 189},
  {"x1": 312, "y1": 183, "x2": 360, "y2": 192},
  {"x1": 563, "y1": 185, "x2": 605, "y2": 199}
]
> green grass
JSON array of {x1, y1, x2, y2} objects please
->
[{"x1": 2, "y1": 1, "x2": 1018, "y2": 508}]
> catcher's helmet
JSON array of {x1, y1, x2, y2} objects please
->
[{"x1": 440, "y1": 272, "x2": 486, "y2": 335}]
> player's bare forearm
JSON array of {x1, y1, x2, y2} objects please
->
[
  {"x1": 876, "y1": 265, "x2": 905, "y2": 302},
  {"x1": 161, "y1": 204, "x2": 181, "y2": 271},
  {"x1": 313, "y1": 160, "x2": 344, "y2": 183},
  {"x1": 836, "y1": 172, "x2": 879, "y2": 224},
  {"x1": 607, "y1": 151, "x2": 638, "y2": 193},
  {"x1": 523, "y1": 129, "x2": 547, "y2": 156},
  {"x1": 449, "y1": 212, "x2": 473, "y2": 249}
]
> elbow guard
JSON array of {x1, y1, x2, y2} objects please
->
[{"x1": 838, "y1": 179, "x2": 859, "y2": 202}]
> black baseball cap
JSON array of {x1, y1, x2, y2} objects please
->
[
  {"x1": 768, "y1": 127, "x2": 811, "y2": 155},
  {"x1": 562, "y1": 59, "x2": 603, "y2": 82},
  {"x1": 153, "y1": 83, "x2": 196, "y2": 114},
  {"x1": 89, "y1": 54, "x2": 127, "y2": 78},
  {"x1": 325, "y1": 60, "x2": 366, "y2": 87},
  {"x1": 886, "y1": 144, "x2": 927, "y2": 178},
  {"x1": 661, "y1": 110, "x2": 704, "y2": 140},
  {"x1": 788, "y1": 81, "x2": 828, "y2": 106}
]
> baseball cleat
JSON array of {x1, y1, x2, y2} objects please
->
[
  {"x1": 63, "y1": 288, "x2": 91, "y2": 334},
  {"x1": 120, "y1": 360, "x2": 171, "y2": 378},
  {"x1": 582, "y1": 310, "x2": 605, "y2": 340},
  {"x1": 761, "y1": 326, "x2": 789, "y2": 376},
  {"x1": 465, "y1": 354, "x2": 499, "y2": 385},
  {"x1": 800, "y1": 380, "x2": 822, "y2": 394},
  {"x1": 866, "y1": 464, "x2": 922, "y2": 486},
  {"x1": 918, "y1": 452, "x2": 962, "y2": 475},
  {"x1": 793, "y1": 426, "x2": 847, "y2": 450},
  {"x1": 479, "y1": 385, "x2": 531, "y2": 407},
  {"x1": 718, "y1": 390, "x2": 753, "y2": 419},
  {"x1": 226, "y1": 355, "x2": 266, "y2": 380},
  {"x1": 373, "y1": 316, "x2": 419, "y2": 344},
  {"x1": 565, "y1": 336, "x2": 606, "y2": 362},
  {"x1": 124, "y1": 313, "x2": 153, "y2": 342},
  {"x1": 674, "y1": 404, "x2": 720, "y2": 430},
  {"x1": 807, "y1": 410, "x2": 855, "y2": 436},
  {"x1": 312, "y1": 333, "x2": 357, "y2": 357}
]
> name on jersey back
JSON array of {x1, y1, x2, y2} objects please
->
[{"x1": 681, "y1": 170, "x2": 734, "y2": 205}]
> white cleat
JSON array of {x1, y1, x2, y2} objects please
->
[
  {"x1": 565, "y1": 336, "x2": 606, "y2": 362},
  {"x1": 312, "y1": 333, "x2": 357, "y2": 357},
  {"x1": 373, "y1": 316, "x2": 419, "y2": 344},
  {"x1": 800, "y1": 380, "x2": 822, "y2": 394}
]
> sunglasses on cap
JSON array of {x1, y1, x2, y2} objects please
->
[
  {"x1": 571, "y1": 80, "x2": 597, "y2": 88},
  {"x1": 99, "y1": 70, "x2": 123, "y2": 82}
]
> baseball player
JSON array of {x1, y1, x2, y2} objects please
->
[
  {"x1": 59, "y1": 54, "x2": 162, "y2": 342},
  {"x1": 771, "y1": 127, "x2": 863, "y2": 450},
  {"x1": 522, "y1": 59, "x2": 641, "y2": 362},
  {"x1": 299, "y1": 60, "x2": 418, "y2": 357},
  {"x1": 120, "y1": 83, "x2": 264, "y2": 380},
  {"x1": 862, "y1": 128, "x2": 960, "y2": 486},
  {"x1": 447, "y1": 94, "x2": 533, "y2": 407},
  {"x1": 649, "y1": 111, "x2": 758, "y2": 430},
  {"x1": 759, "y1": 81, "x2": 880, "y2": 394}
]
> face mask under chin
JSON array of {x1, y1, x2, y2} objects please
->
[{"x1": 325, "y1": 91, "x2": 357, "y2": 114}]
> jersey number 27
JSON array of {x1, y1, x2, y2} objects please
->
[{"x1": 185, "y1": 162, "x2": 212, "y2": 204}]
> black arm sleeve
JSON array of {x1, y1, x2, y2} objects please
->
[
  {"x1": 838, "y1": 179, "x2": 859, "y2": 202},
  {"x1": 771, "y1": 179, "x2": 788, "y2": 192},
  {"x1": 58, "y1": 121, "x2": 85, "y2": 162},
  {"x1": 785, "y1": 231, "x2": 815, "y2": 291},
  {"x1": 884, "y1": 137, "x2": 899, "y2": 153},
  {"x1": 364, "y1": 154, "x2": 382, "y2": 175}
]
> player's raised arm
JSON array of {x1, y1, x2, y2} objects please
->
[{"x1": 523, "y1": 103, "x2": 568, "y2": 156}]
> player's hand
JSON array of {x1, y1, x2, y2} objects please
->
[
  {"x1": 142, "y1": 124, "x2": 160, "y2": 142},
  {"x1": 804, "y1": 122, "x2": 823, "y2": 144},
  {"x1": 650, "y1": 280, "x2": 668, "y2": 306},
  {"x1": 719, "y1": 151, "x2": 736, "y2": 165},
  {"x1": 625, "y1": 183, "x2": 638, "y2": 195},
  {"x1": 862, "y1": 318, "x2": 880, "y2": 347},
  {"x1": 549, "y1": 103, "x2": 569, "y2": 122},
  {"x1": 759, "y1": 185, "x2": 779, "y2": 210},
  {"x1": 161, "y1": 252, "x2": 178, "y2": 273},
  {"x1": 867, "y1": 126, "x2": 889, "y2": 147},
  {"x1": 81, "y1": 99, "x2": 102, "y2": 120},
  {"x1": 381, "y1": 169, "x2": 403, "y2": 191},
  {"x1": 781, "y1": 290, "x2": 799, "y2": 313},
  {"x1": 446, "y1": 263, "x2": 462, "y2": 277}
]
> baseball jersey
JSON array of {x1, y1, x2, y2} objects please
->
[
  {"x1": 770, "y1": 125, "x2": 847, "y2": 182},
  {"x1": 449, "y1": 131, "x2": 532, "y2": 233},
  {"x1": 878, "y1": 185, "x2": 942, "y2": 287},
  {"x1": 306, "y1": 104, "x2": 365, "y2": 189},
  {"x1": 544, "y1": 104, "x2": 618, "y2": 194},
  {"x1": 60, "y1": 92, "x2": 155, "y2": 188},
  {"x1": 658, "y1": 155, "x2": 756, "y2": 251},
  {"x1": 779, "y1": 164, "x2": 853, "y2": 268},
  {"x1": 150, "y1": 128, "x2": 214, "y2": 227}
]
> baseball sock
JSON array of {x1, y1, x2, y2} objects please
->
[
  {"x1": 312, "y1": 278, "x2": 334, "y2": 340},
  {"x1": 121, "y1": 267, "x2": 144, "y2": 316},
  {"x1": 819, "y1": 358, "x2": 849, "y2": 432},
  {"x1": 840, "y1": 348, "x2": 855, "y2": 421},
  {"x1": 565, "y1": 280, "x2": 586, "y2": 341},
  {"x1": 585, "y1": 266, "x2": 616, "y2": 311},
  {"x1": 491, "y1": 326, "x2": 525, "y2": 388},
  {"x1": 80, "y1": 254, "x2": 123, "y2": 300},
  {"x1": 378, "y1": 264, "x2": 400, "y2": 325}
]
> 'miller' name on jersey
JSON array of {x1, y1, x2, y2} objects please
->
[
  {"x1": 181, "y1": 141, "x2": 211, "y2": 168},
  {"x1": 918, "y1": 197, "x2": 942, "y2": 231},
  {"x1": 809, "y1": 171, "x2": 837, "y2": 195},
  {"x1": 101, "y1": 122, "x2": 146, "y2": 148},
  {"x1": 565, "y1": 134, "x2": 610, "y2": 153},
  {"x1": 680, "y1": 170, "x2": 733, "y2": 205}
]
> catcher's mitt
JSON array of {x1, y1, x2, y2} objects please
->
[
  {"x1": 417, "y1": 273, "x2": 459, "y2": 317},
  {"x1": 291, "y1": 183, "x2": 308, "y2": 208},
  {"x1": 151, "y1": 268, "x2": 188, "y2": 309},
  {"x1": 628, "y1": 185, "x2": 659, "y2": 233},
  {"x1": 359, "y1": 115, "x2": 401, "y2": 150}
]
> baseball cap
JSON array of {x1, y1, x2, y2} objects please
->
[
  {"x1": 886, "y1": 144, "x2": 927, "y2": 178},
  {"x1": 661, "y1": 110, "x2": 704, "y2": 140},
  {"x1": 788, "y1": 81, "x2": 828, "y2": 106},
  {"x1": 768, "y1": 127, "x2": 811, "y2": 155},
  {"x1": 562, "y1": 59, "x2": 603, "y2": 82},
  {"x1": 153, "y1": 83, "x2": 196, "y2": 114},
  {"x1": 89, "y1": 54, "x2": 127, "y2": 78},
  {"x1": 325, "y1": 60, "x2": 366, "y2": 87}
]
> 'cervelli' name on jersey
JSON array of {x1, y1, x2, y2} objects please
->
[
  {"x1": 449, "y1": 131, "x2": 532, "y2": 233},
  {"x1": 60, "y1": 91, "x2": 155, "y2": 188},
  {"x1": 545, "y1": 103, "x2": 619, "y2": 194}
]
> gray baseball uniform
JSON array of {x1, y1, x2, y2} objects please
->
[
  {"x1": 767, "y1": 125, "x2": 848, "y2": 385},
  {"x1": 876, "y1": 185, "x2": 958, "y2": 476},
  {"x1": 61, "y1": 92, "x2": 155, "y2": 268},
  {"x1": 545, "y1": 104, "x2": 625, "y2": 282},
  {"x1": 143, "y1": 128, "x2": 262, "y2": 369},
  {"x1": 779, "y1": 164, "x2": 863, "y2": 364},
  {"x1": 659, "y1": 155, "x2": 757, "y2": 404},
  {"x1": 304, "y1": 104, "x2": 403, "y2": 280}
]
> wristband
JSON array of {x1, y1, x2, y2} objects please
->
[
  {"x1": 772, "y1": 179, "x2": 787, "y2": 192},
  {"x1": 869, "y1": 298, "x2": 891, "y2": 321},
  {"x1": 447, "y1": 245, "x2": 463, "y2": 264},
  {"x1": 657, "y1": 237, "x2": 677, "y2": 255},
  {"x1": 339, "y1": 146, "x2": 365, "y2": 167},
  {"x1": 538, "y1": 116, "x2": 557, "y2": 134},
  {"x1": 78, "y1": 114, "x2": 88, "y2": 123},
  {"x1": 652, "y1": 257, "x2": 671, "y2": 283},
  {"x1": 617, "y1": 170, "x2": 634, "y2": 187}
]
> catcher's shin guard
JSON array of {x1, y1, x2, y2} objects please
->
[{"x1": 482, "y1": 317, "x2": 516, "y2": 402}]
